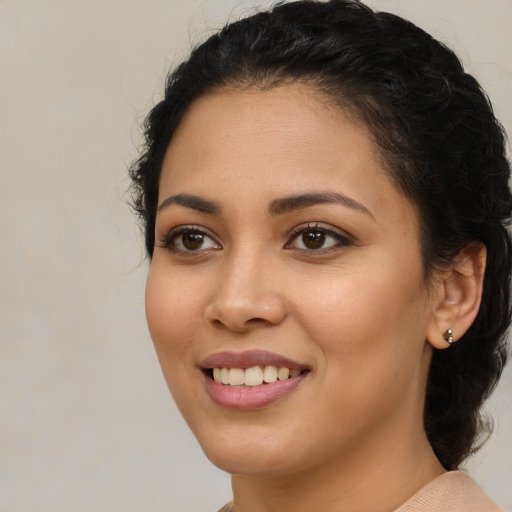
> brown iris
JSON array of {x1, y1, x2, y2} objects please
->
[
  {"x1": 182, "y1": 233, "x2": 205, "y2": 250},
  {"x1": 302, "y1": 231, "x2": 325, "y2": 249}
]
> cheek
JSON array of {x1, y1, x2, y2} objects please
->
[
  {"x1": 292, "y1": 274, "x2": 428, "y2": 442},
  {"x1": 293, "y1": 256, "x2": 429, "y2": 377},
  {"x1": 145, "y1": 265, "x2": 203, "y2": 366},
  {"x1": 145, "y1": 266, "x2": 211, "y2": 422}
]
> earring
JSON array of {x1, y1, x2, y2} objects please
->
[{"x1": 443, "y1": 328, "x2": 456, "y2": 344}]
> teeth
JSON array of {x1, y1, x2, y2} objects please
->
[
  {"x1": 263, "y1": 365, "x2": 278, "y2": 383},
  {"x1": 229, "y1": 368, "x2": 245, "y2": 386},
  {"x1": 212, "y1": 366, "x2": 303, "y2": 386},
  {"x1": 220, "y1": 367, "x2": 230, "y2": 385},
  {"x1": 244, "y1": 366, "x2": 264, "y2": 386},
  {"x1": 277, "y1": 367, "x2": 290, "y2": 380}
]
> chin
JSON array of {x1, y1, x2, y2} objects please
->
[
  {"x1": 194, "y1": 424, "x2": 306, "y2": 477},
  {"x1": 206, "y1": 449, "x2": 300, "y2": 477}
]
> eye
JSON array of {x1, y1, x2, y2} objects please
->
[
  {"x1": 287, "y1": 223, "x2": 352, "y2": 252},
  {"x1": 158, "y1": 226, "x2": 221, "y2": 253}
]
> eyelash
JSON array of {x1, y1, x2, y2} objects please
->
[
  {"x1": 286, "y1": 222, "x2": 353, "y2": 253},
  {"x1": 157, "y1": 223, "x2": 353, "y2": 255},
  {"x1": 157, "y1": 225, "x2": 221, "y2": 254}
]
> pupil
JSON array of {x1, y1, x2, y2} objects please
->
[
  {"x1": 303, "y1": 231, "x2": 325, "y2": 249},
  {"x1": 183, "y1": 233, "x2": 204, "y2": 250}
]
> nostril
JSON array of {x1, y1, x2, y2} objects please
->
[
  {"x1": 205, "y1": 292, "x2": 287, "y2": 332},
  {"x1": 246, "y1": 317, "x2": 269, "y2": 325}
]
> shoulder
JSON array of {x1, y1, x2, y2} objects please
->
[
  {"x1": 215, "y1": 473, "x2": 504, "y2": 512},
  {"x1": 395, "y1": 471, "x2": 504, "y2": 512}
]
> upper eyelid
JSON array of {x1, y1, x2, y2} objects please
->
[
  {"x1": 158, "y1": 224, "x2": 222, "y2": 248},
  {"x1": 161, "y1": 224, "x2": 217, "y2": 237},
  {"x1": 287, "y1": 222, "x2": 353, "y2": 241},
  {"x1": 157, "y1": 221, "x2": 353, "y2": 248}
]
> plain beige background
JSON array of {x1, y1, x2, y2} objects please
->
[{"x1": 1, "y1": 1, "x2": 511, "y2": 511}]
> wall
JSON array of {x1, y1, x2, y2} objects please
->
[{"x1": 1, "y1": 1, "x2": 510, "y2": 510}]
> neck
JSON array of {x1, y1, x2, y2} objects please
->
[{"x1": 230, "y1": 421, "x2": 444, "y2": 512}]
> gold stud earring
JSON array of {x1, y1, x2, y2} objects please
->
[{"x1": 443, "y1": 328, "x2": 456, "y2": 344}]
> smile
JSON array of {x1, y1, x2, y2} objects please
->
[
  {"x1": 201, "y1": 351, "x2": 310, "y2": 409},
  {"x1": 211, "y1": 366, "x2": 303, "y2": 387}
]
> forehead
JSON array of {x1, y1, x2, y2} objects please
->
[
  {"x1": 159, "y1": 84, "x2": 417, "y2": 231},
  {"x1": 163, "y1": 85, "x2": 382, "y2": 182}
]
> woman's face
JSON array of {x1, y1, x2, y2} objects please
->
[{"x1": 146, "y1": 85, "x2": 440, "y2": 477}]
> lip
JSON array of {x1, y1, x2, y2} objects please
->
[
  {"x1": 204, "y1": 372, "x2": 308, "y2": 410},
  {"x1": 200, "y1": 350, "x2": 310, "y2": 410},
  {"x1": 200, "y1": 350, "x2": 307, "y2": 370}
]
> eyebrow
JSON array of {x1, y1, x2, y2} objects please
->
[
  {"x1": 268, "y1": 191, "x2": 374, "y2": 219},
  {"x1": 157, "y1": 191, "x2": 374, "y2": 219},
  {"x1": 158, "y1": 194, "x2": 222, "y2": 215}
]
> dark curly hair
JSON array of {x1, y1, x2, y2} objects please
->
[{"x1": 130, "y1": 0, "x2": 511, "y2": 470}]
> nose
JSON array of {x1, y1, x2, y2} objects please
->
[{"x1": 204, "y1": 250, "x2": 287, "y2": 333}]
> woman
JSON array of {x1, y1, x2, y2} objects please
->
[{"x1": 130, "y1": 1, "x2": 511, "y2": 510}]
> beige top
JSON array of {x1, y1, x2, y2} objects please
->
[{"x1": 216, "y1": 471, "x2": 504, "y2": 512}]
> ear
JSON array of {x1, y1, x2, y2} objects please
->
[{"x1": 426, "y1": 242, "x2": 486, "y2": 350}]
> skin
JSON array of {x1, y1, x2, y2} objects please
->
[{"x1": 145, "y1": 85, "x2": 483, "y2": 512}]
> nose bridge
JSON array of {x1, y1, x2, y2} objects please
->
[{"x1": 206, "y1": 241, "x2": 286, "y2": 331}]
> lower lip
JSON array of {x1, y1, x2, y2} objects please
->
[{"x1": 204, "y1": 373, "x2": 307, "y2": 410}]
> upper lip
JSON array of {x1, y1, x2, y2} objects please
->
[{"x1": 200, "y1": 350, "x2": 308, "y2": 370}]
